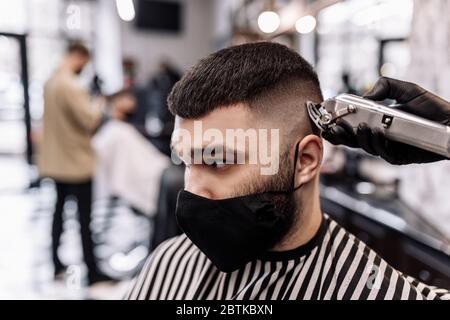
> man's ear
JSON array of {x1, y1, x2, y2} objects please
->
[{"x1": 294, "y1": 134, "x2": 323, "y2": 187}]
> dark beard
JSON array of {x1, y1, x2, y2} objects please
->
[{"x1": 234, "y1": 150, "x2": 299, "y2": 248}]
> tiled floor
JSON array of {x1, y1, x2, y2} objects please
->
[{"x1": 0, "y1": 156, "x2": 152, "y2": 299}]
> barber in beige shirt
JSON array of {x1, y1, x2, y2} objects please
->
[{"x1": 39, "y1": 43, "x2": 112, "y2": 285}]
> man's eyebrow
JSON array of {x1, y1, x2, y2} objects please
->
[
  {"x1": 172, "y1": 144, "x2": 248, "y2": 163},
  {"x1": 196, "y1": 146, "x2": 247, "y2": 159}
]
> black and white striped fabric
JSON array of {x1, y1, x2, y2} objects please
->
[{"x1": 126, "y1": 215, "x2": 450, "y2": 300}]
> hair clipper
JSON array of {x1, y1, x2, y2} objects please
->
[{"x1": 306, "y1": 94, "x2": 450, "y2": 158}]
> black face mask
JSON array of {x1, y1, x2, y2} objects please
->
[{"x1": 175, "y1": 144, "x2": 300, "y2": 273}]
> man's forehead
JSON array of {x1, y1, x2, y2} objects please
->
[
  {"x1": 171, "y1": 102, "x2": 283, "y2": 153},
  {"x1": 174, "y1": 103, "x2": 252, "y2": 132}
]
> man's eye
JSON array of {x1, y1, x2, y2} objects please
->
[
  {"x1": 207, "y1": 160, "x2": 228, "y2": 169},
  {"x1": 213, "y1": 162, "x2": 227, "y2": 169}
]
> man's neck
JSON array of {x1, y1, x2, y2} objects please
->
[{"x1": 271, "y1": 183, "x2": 323, "y2": 252}]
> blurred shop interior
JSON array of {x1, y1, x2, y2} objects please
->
[{"x1": 0, "y1": 0, "x2": 449, "y2": 299}]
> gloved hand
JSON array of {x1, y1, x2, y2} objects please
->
[{"x1": 322, "y1": 77, "x2": 450, "y2": 165}]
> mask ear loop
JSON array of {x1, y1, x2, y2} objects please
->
[{"x1": 291, "y1": 141, "x2": 301, "y2": 191}]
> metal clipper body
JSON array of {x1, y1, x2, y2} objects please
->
[{"x1": 307, "y1": 94, "x2": 450, "y2": 158}]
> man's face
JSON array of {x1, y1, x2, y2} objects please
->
[
  {"x1": 172, "y1": 102, "x2": 324, "y2": 247},
  {"x1": 112, "y1": 94, "x2": 136, "y2": 120},
  {"x1": 172, "y1": 103, "x2": 300, "y2": 244},
  {"x1": 115, "y1": 94, "x2": 136, "y2": 113},
  {"x1": 72, "y1": 53, "x2": 89, "y2": 75},
  {"x1": 171, "y1": 103, "x2": 293, "y2": 200}
]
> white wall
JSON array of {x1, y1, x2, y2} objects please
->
[
  {"x1": 94, "y1": 0, "x2": 124, "y2": 94},
  {"x1": 120, "y1": 0, "x2": 217, "y2": 85},
  {"x1": 397, "y1": 0, "x2": 450, "y2": 237}
]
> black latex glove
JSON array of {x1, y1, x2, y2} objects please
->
[{"x1": 322, "y1": 77, "x2": 450, "y2": 165}]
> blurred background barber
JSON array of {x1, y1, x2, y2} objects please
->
[{"x1": 38, "y1": 42, "x2": 113, "y2": 286}]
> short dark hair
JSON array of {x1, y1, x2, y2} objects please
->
[
  {"x1": 168, "y1": 42, "x2": 323, "y2": 121},
  {"x1": 66, "y1": 41, "x2": 90, "y2": 57}
]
